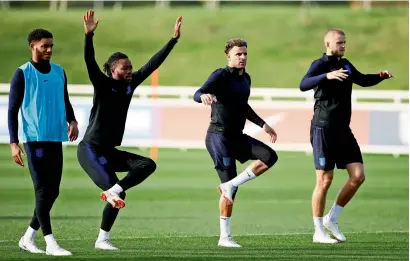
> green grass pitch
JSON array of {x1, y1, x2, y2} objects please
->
[{"x1": 0, "y1": 145, "x2": 407, "y2": 260}]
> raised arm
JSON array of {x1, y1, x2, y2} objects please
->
[
  {"x1": 193, "y1": 69, "x2": 224, "y2": 104},
  {"x1": 83, "y1": 10, "x2": 107, "y2": 86},
  {"x1": 346, "y1": 62, "x2": 387, "y2": 87},
  {"x1": 8, "y1": 69, "x2": 24, "y2": 144},
  {"x1": 131, "y1": 16, "x2": 182, "y2": 87},
  {"x1": 299, "y1": 60, "x2": 327, "y2": 92},
  {"x1": 131, "y1": 38, "x2": 178, "y2": 87}
]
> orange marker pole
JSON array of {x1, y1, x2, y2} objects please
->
[{"x1": 150, "y1": 69, "x2": 159, "y2": 161}]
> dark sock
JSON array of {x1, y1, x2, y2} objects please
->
[{"x1": 100, "y1": 192, "x2": 126, "y2": 231}]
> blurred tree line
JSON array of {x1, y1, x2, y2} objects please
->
[{"x1": 1, "y1": 0, "x2": 407, "y2": 11}]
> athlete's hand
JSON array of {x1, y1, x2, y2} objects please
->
[
  {"x1": 263, "y1": 123, "x2": 277, "y2": 143},
  {"x1": 84, "y1": 9, "x2": 99, "y2": 34},
  {"x1": 68, "y1": 121, "x2": 79, "y2": 142},
  {"x1": 11, "y1": 143, "x2": 24, "y2": 167},
  {"x1": 380, "y1": 70, "x2": 393, "y2": 79},
  {"x1": 173, "y1": 16, "x2": 182, "y2": 40},
  {"x1": 200, "y1": 94, "x2": 214, "y2": 106},
  {"x1": 326, "y1": 68, "x2": 349, "y2": 82}
]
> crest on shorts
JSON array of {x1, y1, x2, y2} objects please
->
[
  {"x1": 98, "y1": 156, "x2": 108, "y2": 165},
  {"x1": 319, "y1": 157, "x2": 326, "y2": 167},
  {"x1": 223, "y1": 157, "x2": 231, "y2": 167},
  {"x1": 35, "y1": 148, "x2": 44, "y2": 159}
]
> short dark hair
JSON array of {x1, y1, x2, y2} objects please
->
[
  {"x1": 225, "y1": 38, "x2": 247, "y2": 54},
  {"x1": 27, "y1": 29, "x2": 53, "y2": 45},
  {"x1": 103, "y1": 52, "x2": 129, "y2": 77}
]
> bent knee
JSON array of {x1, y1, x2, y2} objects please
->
[
  {"x1": 144, "y1": 158, "x2": 157, "y2": 173},
  {"x1": 351, "y1": 172, "x2": 365, "y2": 185},
  {"x1": 261, "y1": 148, "x2": 278, "y2": 168},
  {"x1": 130, "y1": 158, "x2": 157, "y2": 174}
]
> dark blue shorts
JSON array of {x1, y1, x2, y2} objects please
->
[
  {"x1": 77, "y1": 140, "x2": 151, "y2": 190},
  {"x1": 205, "y1": 131, "x2": 277, "y2": 182},
  {"x1": 310, "y1": 125, "x2": 363, "y2": 171}
]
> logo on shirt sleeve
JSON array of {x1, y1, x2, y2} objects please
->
[{"x1": 126, "y1": 86, "x2": 132, "y2": 96}]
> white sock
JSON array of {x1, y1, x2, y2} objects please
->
[
  {"x1": 97, "y1": 229, "x2": 110, "y2": 242},
  {"x1": 229, "y1": 168, "x2": 256, "y2": 187},
  {"x1": 313, "y1": 217, "x2": 325, "y2": 233},
  {"x1": 23, "y1": 226, "x2": 38, "y2": 241},
  {"x1": 220, "y1": 216, "x2": 231, "y2": 238},
  {"x1": 328, "y1": 203, "x2": 343, "y2": 221},
  {"x1": 108, "y1": 184, "x2": 123, "y2": 194},
  {"x1": 44, "y1": 234, "x2": 58, "y2": 247}
]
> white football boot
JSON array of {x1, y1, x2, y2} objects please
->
[
  {"x1": 323, "y1": 215, "x2": 346, "y2": 242},
  {"x1": 218, "y1": 236, "x2": 242, "y2": 248},
  {"x1": 46, "y1": 244, "x2": 72, "y2": 256},
  {"x1": 100, "y1": 191, "x2": 125, "y2": 209},
  {"x1": 18, "y1": 237, "x2": 45, "y2": 254},
  {"x1": 313, "y1": 230, "x2": 339, "y2": 244},
  {"x1": 217, "y1": 182, "x2": 235, "y2": 206},
  {"x1": 95, "y1": 239, "x2": 119, "y2": 251}
]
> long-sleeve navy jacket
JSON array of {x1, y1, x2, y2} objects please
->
[
  {"x1": 194, "y1": 66, "x2": 265, "y2": 135},
  {"x1": 300, "y1": 54, "x2": 384, "y2": 128}
]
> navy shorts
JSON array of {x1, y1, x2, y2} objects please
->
[
  {"x1": 310, "y1": 125, "x2": 363, "y2": 171},
  {"x1": 205, "y1": 131, "x2": 277, "y2": 182},
  {"x1": 77, "y1": 140, "x2": 151, "y2": 190}
]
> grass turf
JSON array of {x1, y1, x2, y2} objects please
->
[
  {"x1": 0, "y1": 6, "x2": 408, "y2": 89},
  {"x1": 0, "y1": 145, "x2": 408, "y2": 260}
]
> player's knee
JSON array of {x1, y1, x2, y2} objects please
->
[
  {"x1": 317, "y1": 179, "x2": 333, "y2": 191},
  {"x1": 351, "y1": 172, "x2": 365, "y2": 185},
  {"x1": 119, "y1": 191, "x2": 126, "y2": 199},
  {"x1": 34, "y1": 187, "x2": 46, "y2": 201},
  {"x1": 144, "y1": 158, "x2": 157, "y2": 174},
  {"x1": 216, "y1": 166, "x2": 236, "y2": 184},
  {"x1": 261, "y1": 148, "x2": 278, "y2": 168},
  {"x1": 47, "y1": 187, "x2": 60, "y2": 201},
  {"x1": 130, "y1": 158, "x2": 157, "y2": 174},
  {"x1": 316, "y1": 171, "x2": 333, "y2": 190}
]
